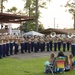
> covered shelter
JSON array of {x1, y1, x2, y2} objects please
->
[
  {"x1": 23, "y1": 31, "x2": 44, "y2": 37},
  {"x1": 0, "y1": 12, "x2": 34, "y2": 33},
  {"x1": 40, "y1": 28, "x2": 75, "y2": 34},
  {"x1": 0, "y1": 12, "x2": 34, "y2": 23}
]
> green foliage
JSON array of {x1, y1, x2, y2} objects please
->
[
  {"x1": 6, "y1": 6, "x2": 17, "y2": 14},
  {"x1": 22, "y1": 20, "x2": 44, "y2": 32},
  {"x1": 22, "y1": 0, "x2": 48, "y2": 31},
  {"x1": 0, "y1": 0, "x2": 8, "y2": 12},
  {"x1": 65, "y1": 0, "x2": 75, "y2": 15}
]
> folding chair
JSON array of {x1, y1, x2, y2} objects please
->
[
  {"x1": 54, "y1": 56, "x2": 66, "y2": 73},
  {"x1": 44, "y1": 61, "x2": 54, "y2": 75}
]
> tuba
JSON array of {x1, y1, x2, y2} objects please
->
[
  {"x1": 50, "y1": 32, "x2": 56, "y2": 38},
  {"x1": 67, "y1": 33, "x2": 73, "y2": 38}
]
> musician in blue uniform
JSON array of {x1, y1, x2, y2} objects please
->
[
  {"x1": 49, "y1": 37, "x2": 53, "y2": 51},
  {"x1": 66, "y1": 37, "x2": 71, "y2": 51},
  {"x1": 6, "y1": 37, "x2": 10, "y2": 56},
  {"x1": 24, "y1": 39, "x2": 27, "y2": 52},
  {"x1": 0, "y1": 38, "x2": 3, "y2": 59},
  {"x1": 45, "y1": 36, "x2": 50, "y2": 52},
  {"x1": 14, "y1": 37, "x2": 19, "y2": 54},
  {"x1": 9, "y1": 36, "x2": 14, "y2": 55},
  {"x1": 57, "y1": 37, "x2": 62, "y2": 51},
  {"x1": 40, "y1": 37, "x2": 45, "y2": 52},
  {"x1": 31, "y1": 36, "x2": 34, "y2": 52},
  {"x1": 71, "y1": 37, "x2": 75, "y2": 56},
  {"x1": 2, "y1": 37, "x2": 6, "y2": 57},
  {"x1": 27, "y1": 39, "x2": 31, "y2": 53},
  {"x1": 62, "y1": 38, "x2": 66, "y2": 52},
  {"x1": 20, "y1": 37, "x2": 25, "y2": 54},
  {"x1": 34, "y1": 38, "x2": 38, "y2": 53},
  {"x1": 53, "y1": 37, "x2": 57, "y2": 51}
]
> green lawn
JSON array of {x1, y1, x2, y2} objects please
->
[{"x1": 0, "y1": 57, "x2": 75, "y2": 75}]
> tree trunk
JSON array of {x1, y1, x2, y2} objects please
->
[
  {"x1": 35, "y1": 0, "x2": 38, "y2": 31},
  {"x1": 1, "y1": 0, "x2": 3, "y2": 12},
  {"x1": 1, "y1": 0, "x2": 3, "y2": 29},
  {"x1": 74, "y1": 14, "x2": 75, "y2": 30}
]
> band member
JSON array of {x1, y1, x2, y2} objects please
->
[
  {"x1": 9, "y1": 36, "x2": 14, "y2": 55},
  {"x1": 45, "y1": 37, "x2": 50, "y2": 52},
  {"x1": 24, "y1": 38, "x2": 28, "y2": 52},
  {"x1": 66, "y1": 37, "x2": 71, "y2": 51},
  {"x1": 0, "y1": 38, "x2": 3, "y2": 59},
  {"x1": 53, "y1": 37, "x2": 57, "y2": 51},
  {"x1": 20, "y1": 37, "x2": 25, "y2": 54},
  {"x1": 31, "y1": 36, "x2": 34, "y2": 52},
  {"x1": 27, "y1": 39, "x2": 31, "y2": 53},
  {"x1": 49, "y1": 37, "x2": 53, "y2": 51},
  {"x1": 39, "y1": 37, "x2": 45, "y2": 52},
  {"x1": 62, "y1": 37, "x2": 66, "y2": 52},
  {"x1": 2, "y1": 36, "x2": 6, "y2": 57},
  {"x1": 57, "y1": 37, "x2": 62, "y2": 51},
  {"x1": 71, "y1": 37, "x2": 75, "y2": 56},
  {"x1": 34, "y1": 38, "x2": 38, "y2": 53},
  {"x1": 14, "y1": 37, "x2": 19, "y2": 54},
  {"x1": 6, "y1": 36, "x2": 10, "y2": 56}
]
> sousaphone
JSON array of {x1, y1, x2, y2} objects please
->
[
  {"x1": 50, "y1": 32, "x2": 56, "y2": 38},
  {"x1": 67, "y1": 33, "x2": 73, "y2": 38}
]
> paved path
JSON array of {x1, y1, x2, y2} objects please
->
[{"x1": 9, "y1": 51, "x2": 71, "y2": 59}]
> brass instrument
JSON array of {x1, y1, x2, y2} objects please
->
[{"x1": 50, "y1": 32, "x2": 56, "y2": 38}]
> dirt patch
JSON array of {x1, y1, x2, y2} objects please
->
[{"x1": 9, "y1": 51, "x2": 71, "y2": 59}]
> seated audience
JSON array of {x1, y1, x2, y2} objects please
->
[
  {"x1": 57, "y1": 51, "x2": 65, "y2": 57},
  {"x1": 44, "y1": 52, "x2": 55, "y2": 73},
  {"x1": 68, "y1": 54, "x2": 75, "y2": 69}
]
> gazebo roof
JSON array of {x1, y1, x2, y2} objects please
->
[{"x1": 0, "y1": 12, "x2": 34, "y2": 23}]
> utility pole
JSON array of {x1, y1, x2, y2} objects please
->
[
  {"x1": 73, "y1": 0, "x2": 75, "y2": 30},
  {"x1": 54, "y1": 18, "x2": 55, "y2": 28}
]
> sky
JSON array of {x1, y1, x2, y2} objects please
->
[{"x1": 3, "y1": 0, "x2": 74, "y2": 29}]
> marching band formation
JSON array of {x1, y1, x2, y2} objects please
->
[{"x1": 0, "y1": 32, "x2": 75, "y2": 59}]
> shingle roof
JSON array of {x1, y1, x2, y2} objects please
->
[
  {"x1": 0, "y1": 12, "x2": 34, "y2": 23},
  {"x1": 40, "y1": 28, "x2": 75, "y2": 34}
]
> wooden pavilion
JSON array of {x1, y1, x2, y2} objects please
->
[
  {"x1": 0, "y1": 12, "x2": 34, "y2": 33},
  {"x1": 40, "y1": 28, "x2": 75, "y2": 34}
]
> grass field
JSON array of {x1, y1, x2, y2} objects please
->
[{"x1": 0, "y1": 56, "x2": 75, "y2": 75}]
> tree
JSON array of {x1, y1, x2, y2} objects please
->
[
  {"x1": 6, "y1": 6, "x2": 17, "y2": 14},
  {"x1": 0, "y1": 0, "x2": 8, "y2": 29},
  {"x1": 23, "y1": 0, "x2": 51, "y2": 32},
  {"x1": 0, "y1": 0, "x2": 8, "y2": 12},
  {"x1": 65, "y1": 0, "x2": 75, "y2": 29}
]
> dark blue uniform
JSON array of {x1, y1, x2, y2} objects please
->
[
  {"x1": 57, "y1": 41, "x2": 61, "y2": 51},
  {"x1": 9, "y1": 42, "x2": 13, "y2": 55},
  {"x1": 0, "y1": 44, "x2": 3, "y2": 59},
  {"x1": 20, "y1": 42, "x2": 24, "y2": 53},
  {"x1": 3, "y1": 43, "x2": 6, "y2": 57},
  {"x1": 71, "y1": 43, "x2": 75, "y2": 56},
  {"x1": 14, "y1": 42, "x2": 18, "y2": 54},
  {"x1": 63, "y1": 42, "x2": 66, "y2": 52},
  {"x1": 6, "y1": 42, "x2": 10, "y2": 56},
  {"x1": 49, "y1": 39, "x2": 53, "y2": 51},
  {"x1": 27, "y1": 39, "x2": 31, "y2": 53}
]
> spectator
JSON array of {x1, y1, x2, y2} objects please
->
[{"x1": 68, "y1": 54, "x2": 75, "y2": 69}]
